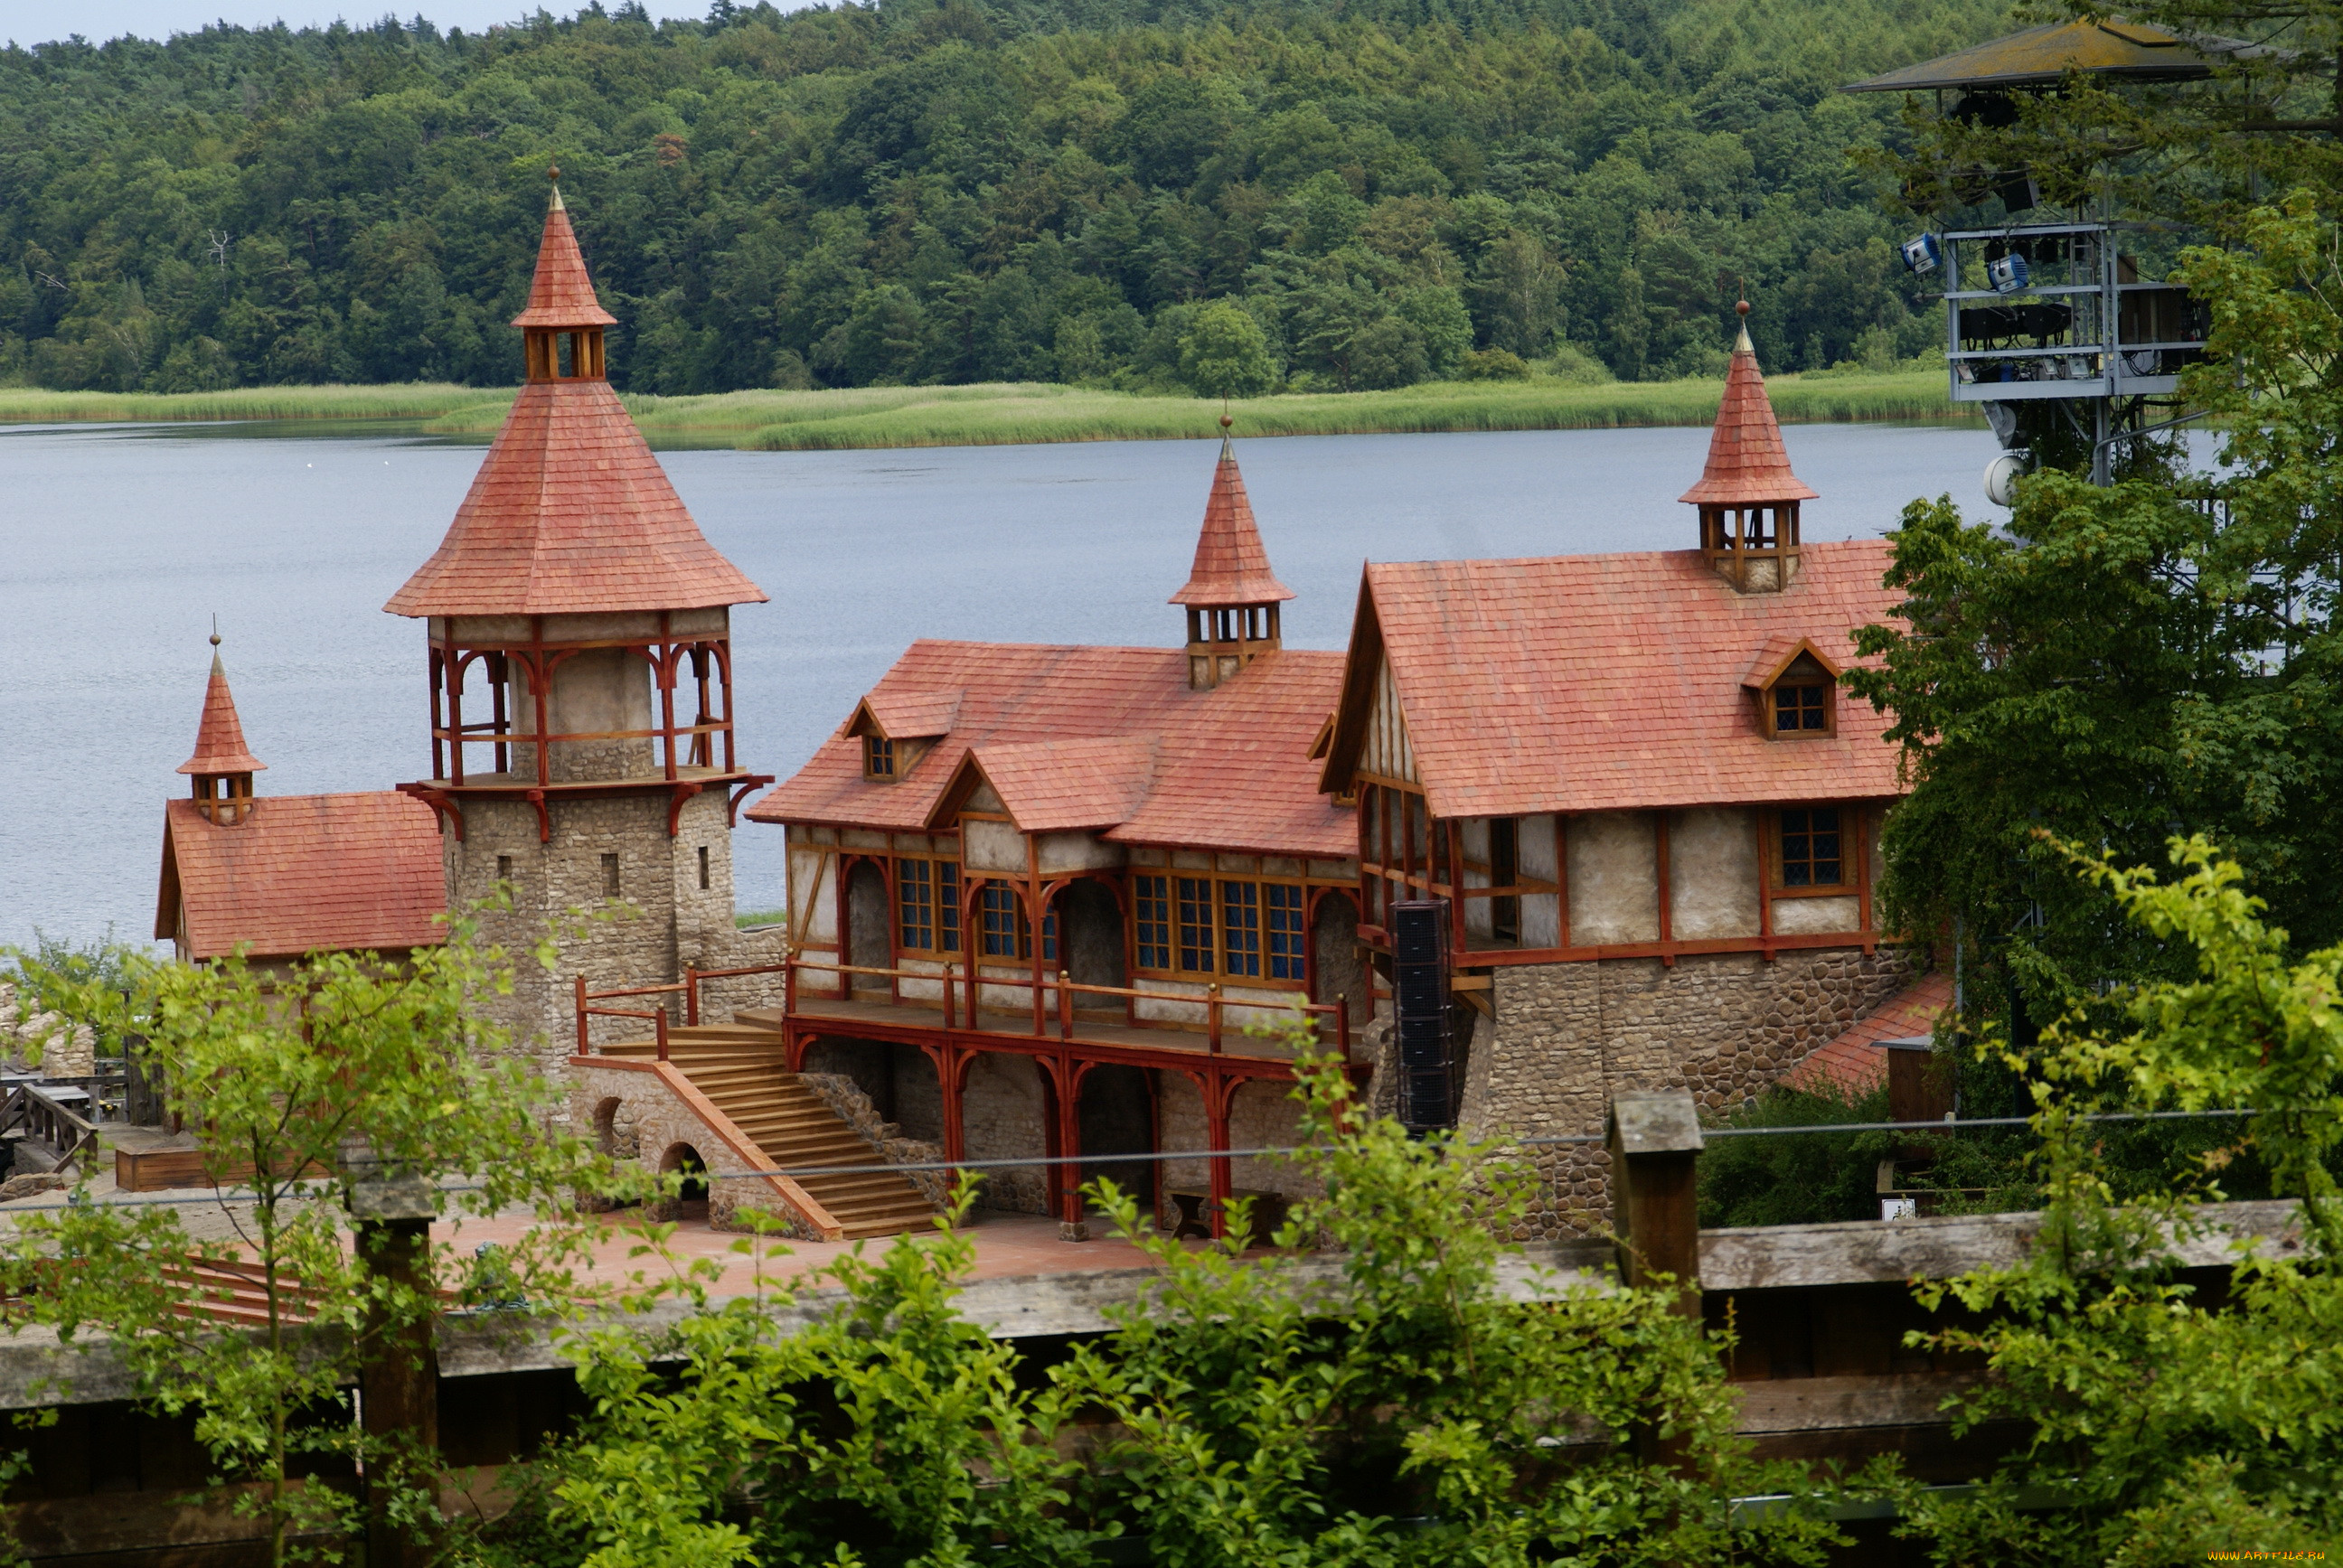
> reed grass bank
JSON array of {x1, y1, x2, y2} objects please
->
[{"x1": 0, "y1": 370, "x2": 1965, "y2": 448}]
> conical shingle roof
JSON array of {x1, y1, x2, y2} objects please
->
[
  {"x1": 512, "y1": 187, "x2": 616, "y2": 329},
  {"x1": 384, "y1": 192, "x2": 766, "y2": 618},
  {"x1": 384, "y1": 380, "x2": 767, "y2": 616},
  {"x1": 1169, "y1": 437, "x2": 1295, "y2": 606},
  {"x1": 177, "y1": 649, "x2": 267, "y2": 776},
  {"x1": 1679, "y1": 319, "x2": 1819, "y2": 507}
]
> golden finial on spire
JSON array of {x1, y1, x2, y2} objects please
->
[{"x1": 548, "y1": 163, "x2": 565, "y2": 211}]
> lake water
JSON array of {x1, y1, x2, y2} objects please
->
[{"x1": 0, "y1": 418, "x2": 2001, "y2": 950}]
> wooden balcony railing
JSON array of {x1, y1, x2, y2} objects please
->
[{"x1": 572, "y1": 956, "x2": 1352, "y2": 1062}]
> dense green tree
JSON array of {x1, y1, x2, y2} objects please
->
[
  {"x1": 1177, "y1": 297, "x2": 1275, "y2": 396},
  {"x1": 0, "y1": 0, "x2": 2004, "y2": 395}
]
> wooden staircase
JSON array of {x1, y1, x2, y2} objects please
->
[{"x1": 600, "y1": 1025, "x2": 934, "y2": 1240}]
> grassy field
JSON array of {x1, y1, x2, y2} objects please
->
[{"x1": 0, "y1": 369, "x2": 1967, "y2": 448}]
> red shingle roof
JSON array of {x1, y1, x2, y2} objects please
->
[
  {"x1": 1679, "y1": 325, "x2": 1818, "y2": 507},
  {"x1": 382, "y1": 379, "x2": 767, "y2": 616},
  {"x1": 747, "y1": 641, "x2": 1351, "y2": 858},
  {"x1": 177, "y1": 652, "x2": 266, "y2": 776},
  {"x1": 1108, "y1": 656, "x2": 1350, "y2": 854},
  {"x1": 1169, "y1": 441, "x2": 1295, "y2": 607},
  {"x1": 1325, "y1": 540, "x2": 1904, "y2": 819},
  {"x1": 965, "y1": 737, "x2": 1159, "y2": 833},
  {"x1": 855, "y1": 690, "x2": 963, "y2": 740},
  {"x1": 155, "y1": 793, "x2": 447, "y2": 961},
  {"x1": 511, "y1": 192, "x2": 617, "y2": 329},
  {"x1": 1781, "y1": 971, "x2": 1953, "y2": 1095}
]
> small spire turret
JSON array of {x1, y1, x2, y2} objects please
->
[
  {"x1": 1680, "y1": 298, "x2": 1817, "y2": 592},
  {"x1": 1172, "y1": 418, "x2": 1294, "y2": 690},
  {"x1": 178, "y1": 634, "x2": 265, "y2": 824}
]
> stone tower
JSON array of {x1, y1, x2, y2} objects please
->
[
  {"x1": 1680, "y1": 301, "x2": 1819, "y2": 593},
  {"x1": 386, "y1": 179, "x2": 772, "y2": 1075}
]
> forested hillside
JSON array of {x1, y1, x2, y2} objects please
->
[{"x1": 0, "y1": 0, "x2": 2005, "y2": 395}]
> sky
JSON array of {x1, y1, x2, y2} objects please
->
[{"x1": 0, "y1": 0, "x2": 735, "y2": 49}]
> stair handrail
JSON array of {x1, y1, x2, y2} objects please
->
[
  {"x1": 575, "y1": 974, "x2": 692, "y2": 1056},
  {"x1": 19, "y1": 1082, "x2": 101, "y2": 1178}
]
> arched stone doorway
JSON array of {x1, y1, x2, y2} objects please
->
[{"x1": 655, "y1": 1141, "x2": 709, "y2": 1223}]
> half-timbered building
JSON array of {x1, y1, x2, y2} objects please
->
[
  {"x1": 742, "y1": 427, "x2": 1368, "y2": 1235},
  {"x1": 1316, "y1": 304, "x2": 1923, "y2": 1234}
]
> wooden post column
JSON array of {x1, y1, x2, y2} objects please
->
[
  {"x1": 1057, "y1": 1059, "x2": 1089, "y2": 1243},
  {"x1": 1205, "y1": 1074, "x2": 1236, "y2": 1240},
  {"x1": 1605, "y1": 1090, "x2": 1704, "y2": 1313},
  {"x1": 1605, "y1": 1090, "x2": 1704, "y2": 1475},
  {"x1": 352, "y1": 1174, "x2": 441, "y2": 1568}
]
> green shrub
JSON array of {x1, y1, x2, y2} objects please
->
[{"x1": 1456, "y1": 347, "x2": 1531, "y2": 380}]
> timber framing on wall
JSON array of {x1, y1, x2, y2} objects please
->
[{"x1": 1354, "y1": 782, "x2": 1888, "y2": 968}]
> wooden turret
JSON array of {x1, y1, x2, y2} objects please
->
[
  {"x1": 1171, "y1": 418, "x2": 1295, "y2": 690},
  {"x1": 177, "y1": 633, "x2": 265, "y2": 825},
  {"x1": 382, "y1": 174, "x2": 774, "y2": 1072},
  {"x1": 1680, "y1": 301, "x2": 1818, "y2": 593},
  {"x1": 384, "y1": 172, "x2": 769, "y2": 830}
]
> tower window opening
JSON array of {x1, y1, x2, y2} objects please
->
[
  {"x1": 601, "y1": 853, "x2": 620, "y2": 898},
  {"x1": 697, "y1": 845, "x2": 710, "y2": 891},
  {"x1": 557, "y1": 333, "x2": 577, "y2": 377},
  {"x1": 497, "y1": 854, "x2": 514, "y2": 883}
]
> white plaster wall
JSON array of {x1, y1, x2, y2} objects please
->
[
  {"x1": 1566, "y1": 812, "x2": 1659, "y2": 944},
  {"x1": 1670, "y1": 808, "x2": 1760, "y2": 940},
  {"x1": 1036, "y1": 831, "x2": 1125, "y2": 875},
  {"x1": 1519, "y1": 814, "x2": 1560, "y2": 948},
  {"x1": 964, "y1": 819, "x2": 1027, "y2": 874},
  {"x1": 1773, "y1": 895, "x2": 1862, "y2": 935}
]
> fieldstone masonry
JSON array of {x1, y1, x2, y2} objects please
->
[
  {"x1": 797, "y1": 1072, "x2": 950, "y2": 1211},
  {"x1": 444, "y1": 790, "x2": 786, "y2": 1098},
  {"x1": 1462, "y1": 944, "x2": 1917, "y2": 1238}
]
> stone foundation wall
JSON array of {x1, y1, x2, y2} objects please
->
[
  {"x1": 568, "y1": 1061, "x2": 826, "y2": 1239},
  {"x1": 797, "y1": 1072, "x2": 950, "y2": 1212},
  {"x1": 1157, "y1": 1071, "x2": 1318, "y2": 1229},
  {"x1": 1460, "y1": 945, "x2": 1917, "y2": 1238},
  {"x1": 961, "y1": 1053, "x2": 1049, "y2": 1215}
]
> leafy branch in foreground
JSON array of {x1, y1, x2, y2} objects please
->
[
  {"x1": 1895, "y1": 838, "x2": 2343, "y2": 1563},
  {"x1": 0, "y1": 903, "x2": 647, "y2": 1568},
  {"x1": 494, "y1": 1033, "x2": 1850, "y2": 1566}
]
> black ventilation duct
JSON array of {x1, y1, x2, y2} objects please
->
[{"x1": 1390, "y1": 899, "x2": 1456, "y2": 1133}]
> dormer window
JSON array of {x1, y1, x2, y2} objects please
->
[
  {"x1": 1745, "y1": 639, "x2": 1843, "y2": 740},
  {"x1": 1767, "y1": 660, "x2": 1834, "y2": 737},
  {"x1": 865, "y1": 735, "x2": 896, "y2": 779}
]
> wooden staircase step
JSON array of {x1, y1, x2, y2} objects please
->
[{"x1": 618, "y1": 1041, "x2": 936, "y2": 1240}]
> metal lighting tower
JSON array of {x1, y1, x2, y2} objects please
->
[{"x1": 1844, "y1": 21, "x2": 2235, "y2": 495}]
